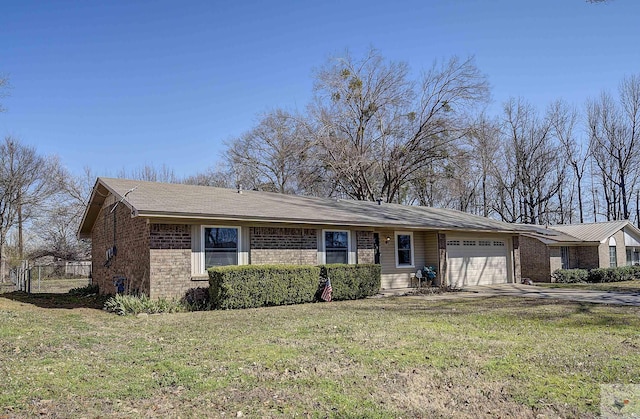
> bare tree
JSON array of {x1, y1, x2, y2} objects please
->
[
  {"x1": 587, "y1": 74, "x2": 640, "y2": 220},
  {"x1": 183, "y1": 163, "x2": 235, "y2": 188},
  {"x1": 29, "y1": 197, "x2": 91, "y2": 261},
  {"x1": 495, "y1": 98, "x2": 565, "y2": 224},
  {"x1": 0, "y1": 137, "x2": 63, "y2": 280},
  {"x1": 464, "y1": 113, "x2": 501, "y2": 217},
  {"x1": 30, "y1": 167, "x2": 109, "y2": 263},
  {"x1": 310, "y1": 49, "x2": 489, "y2": 203},
  {"x1": 309, "y1": 49, "x2": 411, "y2": 201},
  {"x1": 549, "y1": 100, "x2": 589, "y2": 223},
  {"x1": 116, "y1": 163, "x2": 179, "y2": 183},
  {"x1": 226, "y1": 109, "x2": 311, "y2": 194}
]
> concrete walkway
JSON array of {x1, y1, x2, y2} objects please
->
[
  {"x1": 463, "y1": 284, "x2": 640, "y2": 306},
  {"x1": 379, "y1": 284, "x2": 640, "y2": 306}
]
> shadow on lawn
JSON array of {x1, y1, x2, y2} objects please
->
[
  {"x1": 351, "y1": 296, "x2": 638, "y2": 327},
  {"x1": 0, "y1": 291, "x2": 108, "y2": 310}
]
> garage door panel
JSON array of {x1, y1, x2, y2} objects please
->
[{"x1": 447, "y1": 237, "x2": 509, "y2": 287}]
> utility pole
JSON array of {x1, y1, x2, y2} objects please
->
[
  {"x1": 636, "y1": 191, "x2": 639, "y2": 229},
  {"x1": 18, "y1": 191, "x2": 23, "y2": 260}
]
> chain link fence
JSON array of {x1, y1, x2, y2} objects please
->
[{"x1": 3, "y1": 261, "x2": 92, "y2": 294}]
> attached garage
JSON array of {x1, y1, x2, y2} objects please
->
[{"x1": 446, "y1": 236, "x2": 511, "y2": 287}]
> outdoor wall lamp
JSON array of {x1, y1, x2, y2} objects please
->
[{"x1": 385, "y1": 236, "x2": 391, "y2": 244}]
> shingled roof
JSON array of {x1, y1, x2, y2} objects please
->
[
  {"x1": 78, "y1": 177, "x2": 528, "y2": 239},
  {"x1": 521, "y1": 220, "x2": 640, "y2": 245}
]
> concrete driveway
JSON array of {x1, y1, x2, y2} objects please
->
[{"x1": 461, "y1": 284, "x2": 640, "y2": 307}]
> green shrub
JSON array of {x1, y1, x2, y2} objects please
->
[
  {"x1": 551, "y1": 269, "x2": 588, "y2": 283},
  {"x1": 587, "y1": 268, "x2": 608, "y2": 283},
  {"x1": 587, "y1": 266, "x2": 637, "y2": 283},
  {"x1": 209, "y1": 265, "x2": 321, "y2": 310},
  {"x1": 182, "y1": 287, "x2": 211, "y2": 311},
  {"x1": 69, "y1": 283, "x2": 99, "y2": 296},
  {"x1": 617, "y1": 266, "x2": 636, "y2": 281},
  {"x1": 103, "y1": 294, "x2": 186, "y2": 315},
  {"x1": 320, "y1": 264, "x2": 381, "y2": 300}
]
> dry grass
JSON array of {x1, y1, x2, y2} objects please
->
[
  {"x1": 1, "y1": 293, "x2": 638, "y2": 418},
  {"x1": 0, "y1": 278, "x2": 90, "y2": 294}
]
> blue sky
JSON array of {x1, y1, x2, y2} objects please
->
[{"x1": 1, "y1": 0, "x2": 637, "y2": 179}]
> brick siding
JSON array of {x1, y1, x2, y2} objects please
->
[
  {"x1": 91, "y1": 200, "x2": 150, "y2": 295},
  {"x1": 92, "y1": 216, "x2": 381, "y2": 299},
  {"x1": 356, "y1": 231, "x2": 375, "y2": 264},
  {"x1": 520, "y1": 235, "x2": 551, "y2": 282},
  {"x1": 576, "y1": 246, "x2": 599, "y2": 270},
  {"x1": 149, "y1": 224, "x2": 192, "y2": 299},
  {"x1": 250, "y1": 227, "x2": 318, "y2": 265}
]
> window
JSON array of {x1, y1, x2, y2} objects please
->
[
  {"x1": 629, "y1": 248, "x2": 640, "y2": 266},
  {"x1": 609, "y1": 237, "x2": 617, "y2": 267},
  {"x1": 479, "y1": 240, "x2": 491, "y2": 247},
  {"x1": 561, "y1": 246, "x2": 570, "y2": 269},
  {"x1": 204, "y1": 227, "x2": 238, "y2": 268},
  {"x1": 609, "y1": 246, "x2": 617, "y2": 267},
  {"x1": 325, "y1": 230, "x2": 349, "y2": 264},
  {"x1": 463, "y1": 240, "x2": 476, "y2": 246},
  {"x1": 446, "y1": 240, "x2": 460, "y2": 246},
  {"x1": 493, "y1": 241, "x2": 505, "y2": 247},
  {"x1": 396, "y1": 232, "x2": 414, "y2": 267}
]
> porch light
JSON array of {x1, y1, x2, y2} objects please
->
[{"x1": 385, "y1": 236, "x2": 391, "y2": 244}]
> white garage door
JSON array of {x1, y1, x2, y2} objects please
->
[{"x1": 446, "y1": 237, "x2": 509, "y2": 287}]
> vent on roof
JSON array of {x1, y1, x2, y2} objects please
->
[
  {"x1": 376, "y1": 198, "x2": 383, "y2": 205},
  {"x1": 237, "y1": 184, "x2": 243, "y2": 194}
]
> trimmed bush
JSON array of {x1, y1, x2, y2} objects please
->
[
  {"x1": 552, "y1": 266, "x2": 640, "y2": 284},
  {"x1": 320, "y1": 264, "x2": 381, "y2": 300},
  {"x1": 551, "y1": 269, "x2": 588, "y2": 283},
  {"x1": 587, "y1": 266, "x2": 638, "y2": 283},
  {"x1": 209, "y1": 265, "x2": 321, "y2": 310}
]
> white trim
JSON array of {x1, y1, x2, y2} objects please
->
[
  {"x1": 395, "y1": 231, "x2": 415, "y2": 268},
  {"x1": 321, "y1": 229, "x2": 351, "y2": 264},
  {"x1": 624, "y1": 229, "x2": 640, "y2": 247},
  {"x1": 349, "y1": 230, "x2": 357, "y2": 264},
  {"x1": 201, "y1": 225, "x2": 242, "y2": 273},
  {"x1": 609, "y1": 236, "x2": 617, "y2": 246}
]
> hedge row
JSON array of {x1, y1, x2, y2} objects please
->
[
  {"x1": 321, "y1": 264, "x2": 381, "y2": 301},
  {"x1": 209, "y1": 264, "x2": 381, "y2": 310},
  {"x1": 552, "y1": 266, "x2": 640, "y2": 283}
]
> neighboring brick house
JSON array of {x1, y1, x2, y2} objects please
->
[
  {"x1": 521, "y1": 221, "x2": 640, "y2": 282},
  {"x1": 78, "y1": 178, "x2": 526, "y2": 299}
]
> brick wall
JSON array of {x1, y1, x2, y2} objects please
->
[
  {"x1": 356, "y1": 231, "x2": 375, "y2": 264},
  {"x1": 520, "y1": 236, "x2": 551, "y2": 282},
  {"x1": 576, "y1": 246, "x2": 599, "y2": 269},
  {"x1": 250, "y1": 227, "x2": 318, "y2": 265},
  {"x1": 149, "y1": 224, "x2": 193, "y2": 299},
  {"x1": 512, "y1": 235, "x2": 521, "y2": 283},
  {"x1": 549, "y1": 247, "x2": 562, "y2": 276},
  {"x1": 91, "y1": 199, "x2": 150, "y2": 295}
]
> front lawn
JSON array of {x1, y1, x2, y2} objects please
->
[
  {"x1": 536, "y1": 279, "x2": 640, "y2": 293},
  {"x1": 1, "y1": 293, "x2": 638, "y2": 417},
  {"x1": 0, "y1": 278, "x2": 91, "y2": 294}
]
